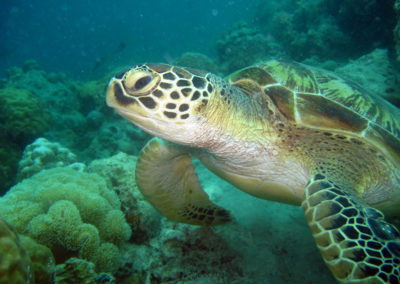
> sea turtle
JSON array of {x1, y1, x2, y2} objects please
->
[{"x1": 106, "y1": 59, "x2": 400, "y2": 283}]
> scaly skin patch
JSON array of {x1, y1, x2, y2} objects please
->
[{"x1": 303, "y1": 174, "x2": 400, "y2": 283}]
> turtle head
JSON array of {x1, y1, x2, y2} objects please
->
[{"x1": 106, "y1": 63, "x2": 215, "y2": 144}]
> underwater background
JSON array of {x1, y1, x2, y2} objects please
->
[{"x1": 0, "y1": 0, "x2": 399, "y2": 283}]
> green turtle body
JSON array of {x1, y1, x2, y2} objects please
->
[{"x1": 106, "y1": 60, "x2": 400, "y2": 283}]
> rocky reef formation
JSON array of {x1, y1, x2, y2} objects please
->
[
  {"x1": 0, "y1": 60, "x2": 151, "y2": 193},
  {"x1": 0, "y1": 140, "x2": 252, "y2": 283},
  {"x1": 217, "y1": 22, "x2": 274, "y2": 73},
  {"x1": 217, "y1": 0, "x2": 397, "y2": 68}
]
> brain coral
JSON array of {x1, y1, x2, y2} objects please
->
[{"x1": 0, "y1": 167, "x2": 131, "y2": 273}]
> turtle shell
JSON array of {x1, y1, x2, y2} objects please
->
[{"x1": 228, "y1": 60, "x2": 400, "y2": 163}]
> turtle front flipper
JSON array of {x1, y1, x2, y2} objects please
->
[
  {"x1": 136, "y1": 137, "x2": 232, "y2": 226},
  {"x1": 302, "y1": 174, "x2": 400, "y2": 283}
]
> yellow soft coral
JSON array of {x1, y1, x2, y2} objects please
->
[{"x1": 0, "y1": 167, "x2": 132, "y2": 273}]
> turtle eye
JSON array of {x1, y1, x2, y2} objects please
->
[
  {"x1": 134, "y1": 75, "x2": 152, "y2": 90},
  {"x1": 122, "y1": 69, "x2": 159, "y2": 95}
]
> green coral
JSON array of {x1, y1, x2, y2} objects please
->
[
  {"x1": 0, "y1": 137, "x2": 21, "y2": 194},
  {"x1": 0, "y1": 87, "x2": 51, "y2": 145},
  {"x1": 217, "y1": 22, "x2": 271, "y2": 73},
  {"x1": 19, "y1": 235, "x2": 56, "y2": 283},
  {"x1": 0, "y1": 167, "x2": 132, "y2": 273},
  {"x1": 0, "y1": 87, "x2": 51, "y2": 193},
  {"x1": 55, "y1": 257, "x2": 115, "y2": 284},
  {"x1": 0, "y1": 217, "x2": 34, "y2": 283}
]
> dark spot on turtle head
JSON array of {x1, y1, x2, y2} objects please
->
[
  {"x1": 179, "y1": 104, "x2": 189, "y2": 112},
  {"x1": 177, "y1": 80, "x2": 191, "y2": 87},
  {"x1": 181, "y1": 88, "x2": 192, "y2": 97},
  {"x1": 163, "y1": 72, "x2": 176, "y2": 80},
  {"x1": 139, "y1": 97, "x2": 156, "y2": 109},
  {"x1": 191, "y1": 91, "x2": 201, "y2": 101},
  {"x1": 171, "y1": 91, "x2": 180, "y2": 100},
  {"x1": 202, "y1": 91, "x2": 209, "y2": 97},
  {"x1": 192, "y1": 76, "x2": 206, "y2": 89},
  {"x1": 181, "y1": 113, "x2": 189, "y2": 119},
  {"x1": 114, "y1": 83, "x2": 135, "y2": 105},
  {"x1": 160, "y1": 82, "x2": 172, "y2": 89},
  {"x1": 207, "y1": 84, "x2": 213, "y2": 93},
  {"x1": 163, "y1": 111, "x2": 177, "y2": 119},
  {"x1": 166, "y1": 103, "x2": 176, "y2": 109},
  {"x1": 153, "y1": 89, "x2": 164, "y2": 98}
]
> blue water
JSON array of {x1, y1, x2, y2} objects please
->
[
  {"x1": 0, "y1": 0, "x2": 399, "y2": 283},
  {"x1": 0, "y1": 0, "x2": 257, "y2": 79}
]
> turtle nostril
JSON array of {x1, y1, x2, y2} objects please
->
[{"x1": 134, "y1": 75, "x2": 152, "y2": 91}]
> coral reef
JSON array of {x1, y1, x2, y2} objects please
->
[
  {"x1": 395, "y1": 0, "x2": 400, "y2": 65},
  {"x1": 217, "y1": 22, "x2": 273, "y2": 73},
  {"x1": 75, "y1": 76, "x2": 109, "y2": 116},
  {"x1": 0, "y1": 137, "x2": 21, "y2": 195},
  {"x1": 0, "y1": 217, "x2": 34, "y2": 284},
  {"x1": 0, "y1": 87, "x2": 51, "y2": 194},
  {"x1": 117, "y1": 222, "x2": 247, "y2": 283},
  {"x1": 87, "y1": 152, "x2": 161, "y2": 243},
  {"x1": 222, "y1": 0, "x2": 397, "y2": 66},
  {"x1": 0, "y1": 167, "x2": 131, "y2": 273},
  {"x1": 0, "y1": 60, "x2": 151, "y2": 192},
  {"x1": 173, "y1": 52, "x2": 220, "y2": 74},
  {"x1": 19, "y1": 235, "x2": 55, "y2": 283},
  {"x1": 17, "y1": 137, "x2": 78, "y2": 181},
  {"x1": 55, "y1": 257, "x2": 115, "y2": 284},
  {"x1": 0, "y1": 87, "x2": 51, "y2": 145}
]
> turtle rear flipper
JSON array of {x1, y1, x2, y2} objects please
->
[
  {"x1": 302, "y1": 174, "x2": 400, "y2": 283},
  {"x1": 136, "y1": 137, "x2": 232, "y2": 226}
]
